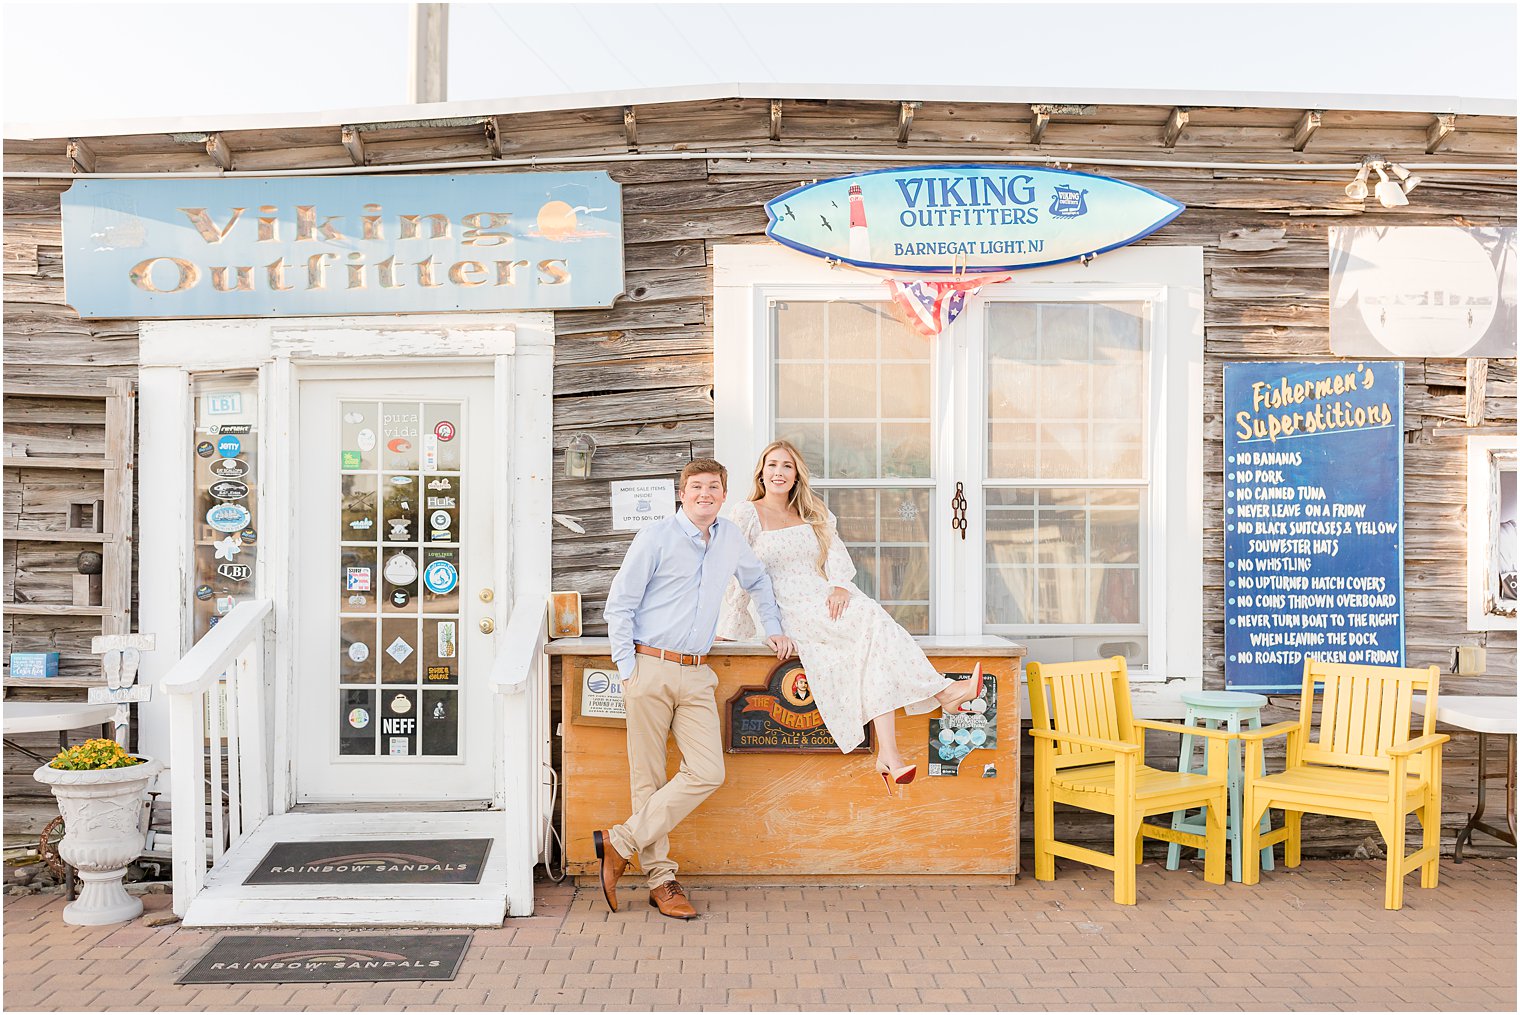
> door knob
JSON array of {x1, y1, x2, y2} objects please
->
[
  {"x1": 479, "y1": 588, "x2": 494, "y2": 602},
  {"x1": 479, "y1": 618, "x2": 495, "y2": 634}
]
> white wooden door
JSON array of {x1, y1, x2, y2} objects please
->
[{"x1": 294, "y1": 372, "x2": 497, "y2": 802}]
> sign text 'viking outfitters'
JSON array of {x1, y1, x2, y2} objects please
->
[
  {"x1": 61, "y1": 173, "x2": 625, "y2": 318},
  {"x1": 765, "y1": 165, "x2": 1183, "y2": 273}
]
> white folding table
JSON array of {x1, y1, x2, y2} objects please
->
[{"x1": 1415, "y1": 695, "x2": 1517, "y2": 862}]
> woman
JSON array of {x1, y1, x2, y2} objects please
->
[{"x1": 716, "y1": 440, "x2": 984, "y2": 792}]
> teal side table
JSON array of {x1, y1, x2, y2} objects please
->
[{"x1": 1165, "y1": 689, "x2": 1276, "y2": 883}]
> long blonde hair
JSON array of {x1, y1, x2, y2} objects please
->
[{"x1": 749, "y1": 440, "x2": 831, "y2": 577}]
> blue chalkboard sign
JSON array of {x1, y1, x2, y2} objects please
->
[{"x1": 1223, "y1": 361, "x2": 1405, "y2": 692}]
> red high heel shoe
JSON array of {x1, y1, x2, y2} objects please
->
[
  {"x1": 943, "y1": 662, "x2": 986, "y2": 713},
  {"x1": 874, "y1": 758, "x2": 917, "y2": 795}
]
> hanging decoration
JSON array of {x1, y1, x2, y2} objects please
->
[{"x1": 882, "y1": 274, "x2": 1010, "y2": 337}]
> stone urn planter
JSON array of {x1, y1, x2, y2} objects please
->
[{"x1": 33, "y1": 756, "x2": 160, "y2": 925}]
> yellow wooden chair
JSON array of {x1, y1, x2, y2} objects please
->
[
  {"x1": 1028, "y1": 657, "x2": 1233, "y2": 904},
  {"x1": 1239, "y1": 659, "x2": 1448, "y2": 910}
]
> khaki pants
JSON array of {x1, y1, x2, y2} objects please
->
[{"x1": 607, "y1": 654, "x2": 725, "y2": 888}]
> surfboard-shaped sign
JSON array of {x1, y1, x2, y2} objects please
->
[{"x1": 764, "y1": 165, "x2": 1184, "y2": 273}]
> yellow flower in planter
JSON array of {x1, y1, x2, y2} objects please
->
[{"x1": 48, "y1": 738, "x2": 143, "y2": 771}]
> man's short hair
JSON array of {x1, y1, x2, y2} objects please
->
[{"x1": 679, "y1": 458, "x2": 728, "y2": 492}]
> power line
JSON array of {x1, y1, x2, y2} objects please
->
[
  {"x1": 489, "y1": 5, "x2": 572, "y2": 91},
  {"x1": 716, "y1": 4, "x2": 777, "y2": 82}
]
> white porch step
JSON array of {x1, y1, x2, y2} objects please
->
[{"x1": 181, "y1": 811, "x2": 510, "y2": 928}]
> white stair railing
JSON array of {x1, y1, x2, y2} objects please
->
[{"x1": 163, "y1": 599, "x2": 274, "y2": 916}]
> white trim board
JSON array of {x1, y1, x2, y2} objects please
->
[{"x1": 9, "y1": 82, "x2": 1513, "y2": 141}]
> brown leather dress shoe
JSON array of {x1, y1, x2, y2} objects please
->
[
  {"x1": 593, "y1": 830, "x2": 628, "y2": 912},
  {"x1": 649, "y1": 879, "x2": 698, "y2": 920}
]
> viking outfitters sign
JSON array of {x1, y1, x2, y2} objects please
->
[
  {"x1": 765, "y1": 165, "x2": 1183, "y2": 273},
  {"x1": 60, "y1": 172, "x2": 624, "y2": 318}
]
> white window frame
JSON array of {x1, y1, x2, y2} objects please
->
[
  {"x1": 1466, "y1": 434, "x2": 1518, "y2": 630},
  {"x1": 714, "y1": 244, "x2": 1205, "y2": 684}
]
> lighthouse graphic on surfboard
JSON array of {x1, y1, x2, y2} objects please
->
[{"x1": 765, "y1": 165, "x2": 1184, "y2": 274}]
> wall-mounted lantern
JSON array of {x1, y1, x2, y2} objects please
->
[{"x1": 564, "y1": 433, "x2": 597, "y2": 479}]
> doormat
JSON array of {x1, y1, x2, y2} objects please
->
[
  {"x1": 176, "y1": 933, "x2": 470, "y2": 984},
  {"x1": 242, "y1": 838, "x2": 491, "y2": 885}
]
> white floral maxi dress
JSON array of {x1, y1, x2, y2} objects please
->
[{"x1": 716, "y1": 499, "x2": 953, "y2": 754}]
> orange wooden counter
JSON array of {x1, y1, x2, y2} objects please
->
[{"x1": 551, "y1": 637, "x2": 1025, "y2": 883}]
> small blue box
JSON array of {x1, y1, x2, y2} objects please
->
[{"x1": 10, "y1": 652, "x2": 60, "y2": 678}]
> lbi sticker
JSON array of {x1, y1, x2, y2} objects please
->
[
  {"x1": 216, "y1": 435, "x2": 241, "y2": 458},
  {"x1": 423, "y1": 559, "x2": 458, "y2": 595}
]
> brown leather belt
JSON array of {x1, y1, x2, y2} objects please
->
[{"x1": 635, "y1": 644, "x2": 707, "y2": 667}]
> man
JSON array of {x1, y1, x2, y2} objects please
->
[{"x1": 597, "y1": 459, "x2": 793, "y2": 920}]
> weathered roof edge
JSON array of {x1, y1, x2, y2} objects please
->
[{"x1": 6, "y1": 81, "x2": 1516, "y2": 141}]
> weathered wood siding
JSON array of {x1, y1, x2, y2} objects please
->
[{"x1": 5, "y1": 98, "x2": 1515, "y2": 855}]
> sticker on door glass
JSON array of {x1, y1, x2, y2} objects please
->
[
  {"x1": 435, "y1": 420, "x2": 455, "y2": 441},
  {"x1": 216, "y1": 435, "x2": 241, "y2": 458},
  {"x1": 348, "y1": 708, "x2": 370, "y2": 729},
  {"x1": 423, "y1": 559, "x2": 458, "y2": 595},
  {"x1": 383, "y1": 553, "x2": 417, "y2": 586},
  {"x1": 344, "y1": 411, "x2": 364, "y2": 424},
  {"x1": 389, "y1": 692, "x2": 413, "y2": 714},
  {"x1": 207, "y1": 503, "x2": 252, "y2": 533},
  {"x1": 213, "y1": 535, "x2": 243, "y2": 560},
  {"x1": 422, "y1": 434, "x2": 439, "y2": 472},
  {"x1": 196, "y1": 440, "x2": 215, "y2": 458},
  {"x1": 346, "y1": 567, "x2": 372, "y2": 591},
  {"x1": 386, "y1": 637, "x2": 414, "y2": 663},
  {"x1": 348, "y1": 642, "x2": 370, "y2": 663},
  {"x1": 437, "y1": 621, "x2": 457, "y2": 658},
  {"x1": 357, "y1": 428, "x2": 377, "y2": 452},
  {"x1": 341, "y1": 450, "x2": 362, "y2": 470},
  {"x1": 210, "y1": 458, "x2": 250, "y2": 480}
]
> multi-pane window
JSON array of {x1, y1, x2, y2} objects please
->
[
  {"x1": 983, "y1": 301, "x2": 1150, "y2": 666},
  {"x1": 771, "y1": 300, "x2": 934, "y2": 632}
]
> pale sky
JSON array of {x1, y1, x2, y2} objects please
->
[{"x1": 3, "y1": 1, "x2": 1516, "y2": 130}]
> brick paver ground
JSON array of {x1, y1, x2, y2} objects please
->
[{"x1": 3, "y1": 858, "x2": 1514, "y2": 1012}]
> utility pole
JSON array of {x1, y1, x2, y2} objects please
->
[{"x1": 409, "y1": 4, "x2": 449, "y2": 104}]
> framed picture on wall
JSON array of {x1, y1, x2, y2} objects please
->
[{"x1": 1467, "y1": 435, "x2": 1518, "y2": 630}]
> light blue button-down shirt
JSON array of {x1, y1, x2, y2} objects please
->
[{"x1": 605, "y1": 509, "x2": 784, "y2": 682}]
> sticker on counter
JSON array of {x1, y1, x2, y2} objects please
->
[
  {"x1": 196, "y1": 441, "x2": 214, "y2": 458},
  {"x1": 581, "y1": 668, "x2": 626, "y2": 720},
  {"x1": 357, "y1": 428, "x2": 377, "y2": 452},
  {"x1": 216, "y1": 435, "x2": 241, "y2": 458},
  {"x1": 348, "y1": 641, "x2": 370, "y2": 663},
  {"x1": 423, "y1": 560, "x2": 458, "y2": 595},
  {"x1": 207, "y1": 503, "x2": 252, "y2": 533},
  {"x1": 217, "y1": 563, "x2": 251, "y2": 582},
  {"x1": 383, "y1": 553, "x2": 417, "y2": 586},
  {"x1": 213, "y1": 535, "x2": 243, "y2": 560},
  {"x1": 341, "y1": 450, "x2": 362, "y2": 470},
  {"x1": 209, "y1": 480, "x2": 249, "y2": 501},
  {"x1": 345, "y1": 567, "x2": 372, "y2": 592},
  {"x1": 386, "y1": 637, "x2": 414, "y2": 664},
  {"x1": 348, "y1": 708, "x2": 370, "y2": 729},
  {"x1": 210, "y1": 458, "x2": 249, "y2": 480},
  {"x1": 437, "y1": 621, "x2": 457, "y2": 658},
  {"x1": 435, "y1": 420, "x2": 455, "y2": 442}
]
